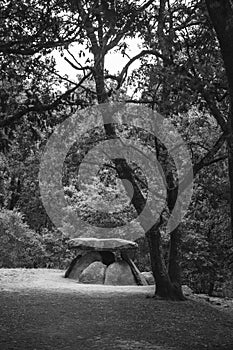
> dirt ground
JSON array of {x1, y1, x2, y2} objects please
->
[
  {"x1": 0, "y1": 268, "x2": 155, "y2": 296},
  {"x1": 1, "y1": 269, "x2": 233, "y2": 350}
]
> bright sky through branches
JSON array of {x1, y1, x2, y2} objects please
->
[{"x1": 53, "y1": 37, "x2": 142, "y2": 84}]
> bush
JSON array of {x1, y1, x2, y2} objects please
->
[
  {"x1": 134, "y1": 237, "x2": 151, "y2": 272},
  {"x1": 0, "y1": 209, "x2": 45, "y2": 268},
  {"x1": 181, "y1": 223, "x2": 233, "y2": 295},
  {"x1": 0, "y1": 209, "x2": 76, "y2": 269},
  {"x1": 40, "y1": 228, "x2": 76, "y2": 269}
]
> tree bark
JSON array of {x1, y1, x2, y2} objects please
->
[
  {"x1": 154, "y1": 1, "x2": 185, "y2": 299},
  {"x1": 166, "y1": 178, "x2": 184, "y2": 298},
  {"x1": 146, "y1": 224, "x2": 185, "y2": 300},
  {"x1": 227, "y1": 132, "x2": 233, "y2": 239},
  {"x1": 168, "y1": 227, "x2": 184, "y2": 298},
  {"x1": 205, "y1": 0, "x2": 233, "y2": 239}
]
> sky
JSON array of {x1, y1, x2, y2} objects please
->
[{"x1": 53, "y1": 37, "x2": 142, "y2": 83}]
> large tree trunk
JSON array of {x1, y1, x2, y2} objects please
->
[
  {"x1": 205, "y1": 0, "x2": 233, "y2": 239},
  {"x1": 93, "y1": 58, "x2": 108, "y2": 104},
  {"x1": 167, "y1": 227, "x2": 185, "y2": 299},
  {"x1": 152, "y1": 1, "x2": 185, "y2": 299},
  {"x1": 91, "y1": 52, "x2": 185, "y2": 300},
  {"x1": 154, "y1": 138, "x2": 185, "y2": 299},
  {"x1": 166, "y1": 178, "x2": 184, "y2": 298},
  {"x1": 146, "y1": 224, "x2": 185, "y2": 300},
  {"x1": 113, "y1": 157, "x2": 185, "y2": 299},
  {"x1": 227, "y1": 131, "x2": 233, "y2": 240}
]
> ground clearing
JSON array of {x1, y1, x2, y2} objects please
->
[{"x1": 0, "y1": 269, "x2": 233, "y2": 350}]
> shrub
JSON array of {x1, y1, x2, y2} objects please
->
[
  {"x1": 40, "y1": 228, "x2": 76, "y2": 269},
  {"x1": 0, "y1": 209, "x2": 45, "y2": 268}
]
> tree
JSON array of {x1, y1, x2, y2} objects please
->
[
  {"x1": 1, "y1": 0, "x2": 231, "y2": 300},
  {"x1": 67, "y1": 0, "x2": 189, "y2": 300},
  {"x1": 131, "y1": 0, "x2": 232, "y2": 237},
  {"x1": 123, "y1": 0, "x2": 232, "y2": 298},
  {"x1": 205, "y1": 0, "x2": 233, "y2": 239}
]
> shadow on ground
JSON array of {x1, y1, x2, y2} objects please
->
[{"x1": 1, "y1": 289, "x2": 233, "y2": 350}]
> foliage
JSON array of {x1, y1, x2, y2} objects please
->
[
  {"x1": 0, "y1": 126, "x2": 52, "y2": 230},
  {"x1": 0, "y1": 209, "x2": 45, "y2": 268},
  {"x1": 133, "y1": 236, "x2": 151, "y2": 272},
  {"x1": 181, "y1": 175, "x2": 233, "y2": 295},
  {"x1": 0, "y1": 209, "x2": 75, "y2": 269},
  {"x1": 39, "y1": 228, "x2": 76, "y2": 269}
]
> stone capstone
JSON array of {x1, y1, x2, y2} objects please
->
[
  {"x1": 68, "y1": 237, "x2": 138, "y2": 252},
  {"x1": 104, "y1": 261, "x2": 137, "y2": 286},
  {"x1": 79, "y1": 261, "x2": 106, "y2": 284}
]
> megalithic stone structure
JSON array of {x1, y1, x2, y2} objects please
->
[{"x1": 65, "y1": 237, "x2": 148, "y2": 286}]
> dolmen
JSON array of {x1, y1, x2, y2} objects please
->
[{"x1": 65, "y1": 237, "x2": 148, "y2": 286}]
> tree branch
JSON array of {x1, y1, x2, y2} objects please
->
[
  {"x1": 106, "y1": 49, "x2": 172, "y2": 89},
  {"x1": 201, "y1": 90, "x2": 228, "y2": 133},
  {"x1": 64, "y1": 56, "x2": 92, "y2": 71},
  {"x1": 193, "y1": 132, "x2": 226, "y2": 176},
  {"x1": 139, "y1": 0, "x2": 155, "y2": 12},
  {"x1": 0, "y1": 72, "x2": 92, "y2": 128}
]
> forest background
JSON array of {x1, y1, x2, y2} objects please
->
[{"x1": 1, "y1": 0, "x2": 233, "y2": 300}]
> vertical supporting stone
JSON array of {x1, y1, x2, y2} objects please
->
[{"x1": 121, "y1": 251, "x2": 148, "y2": 286}]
